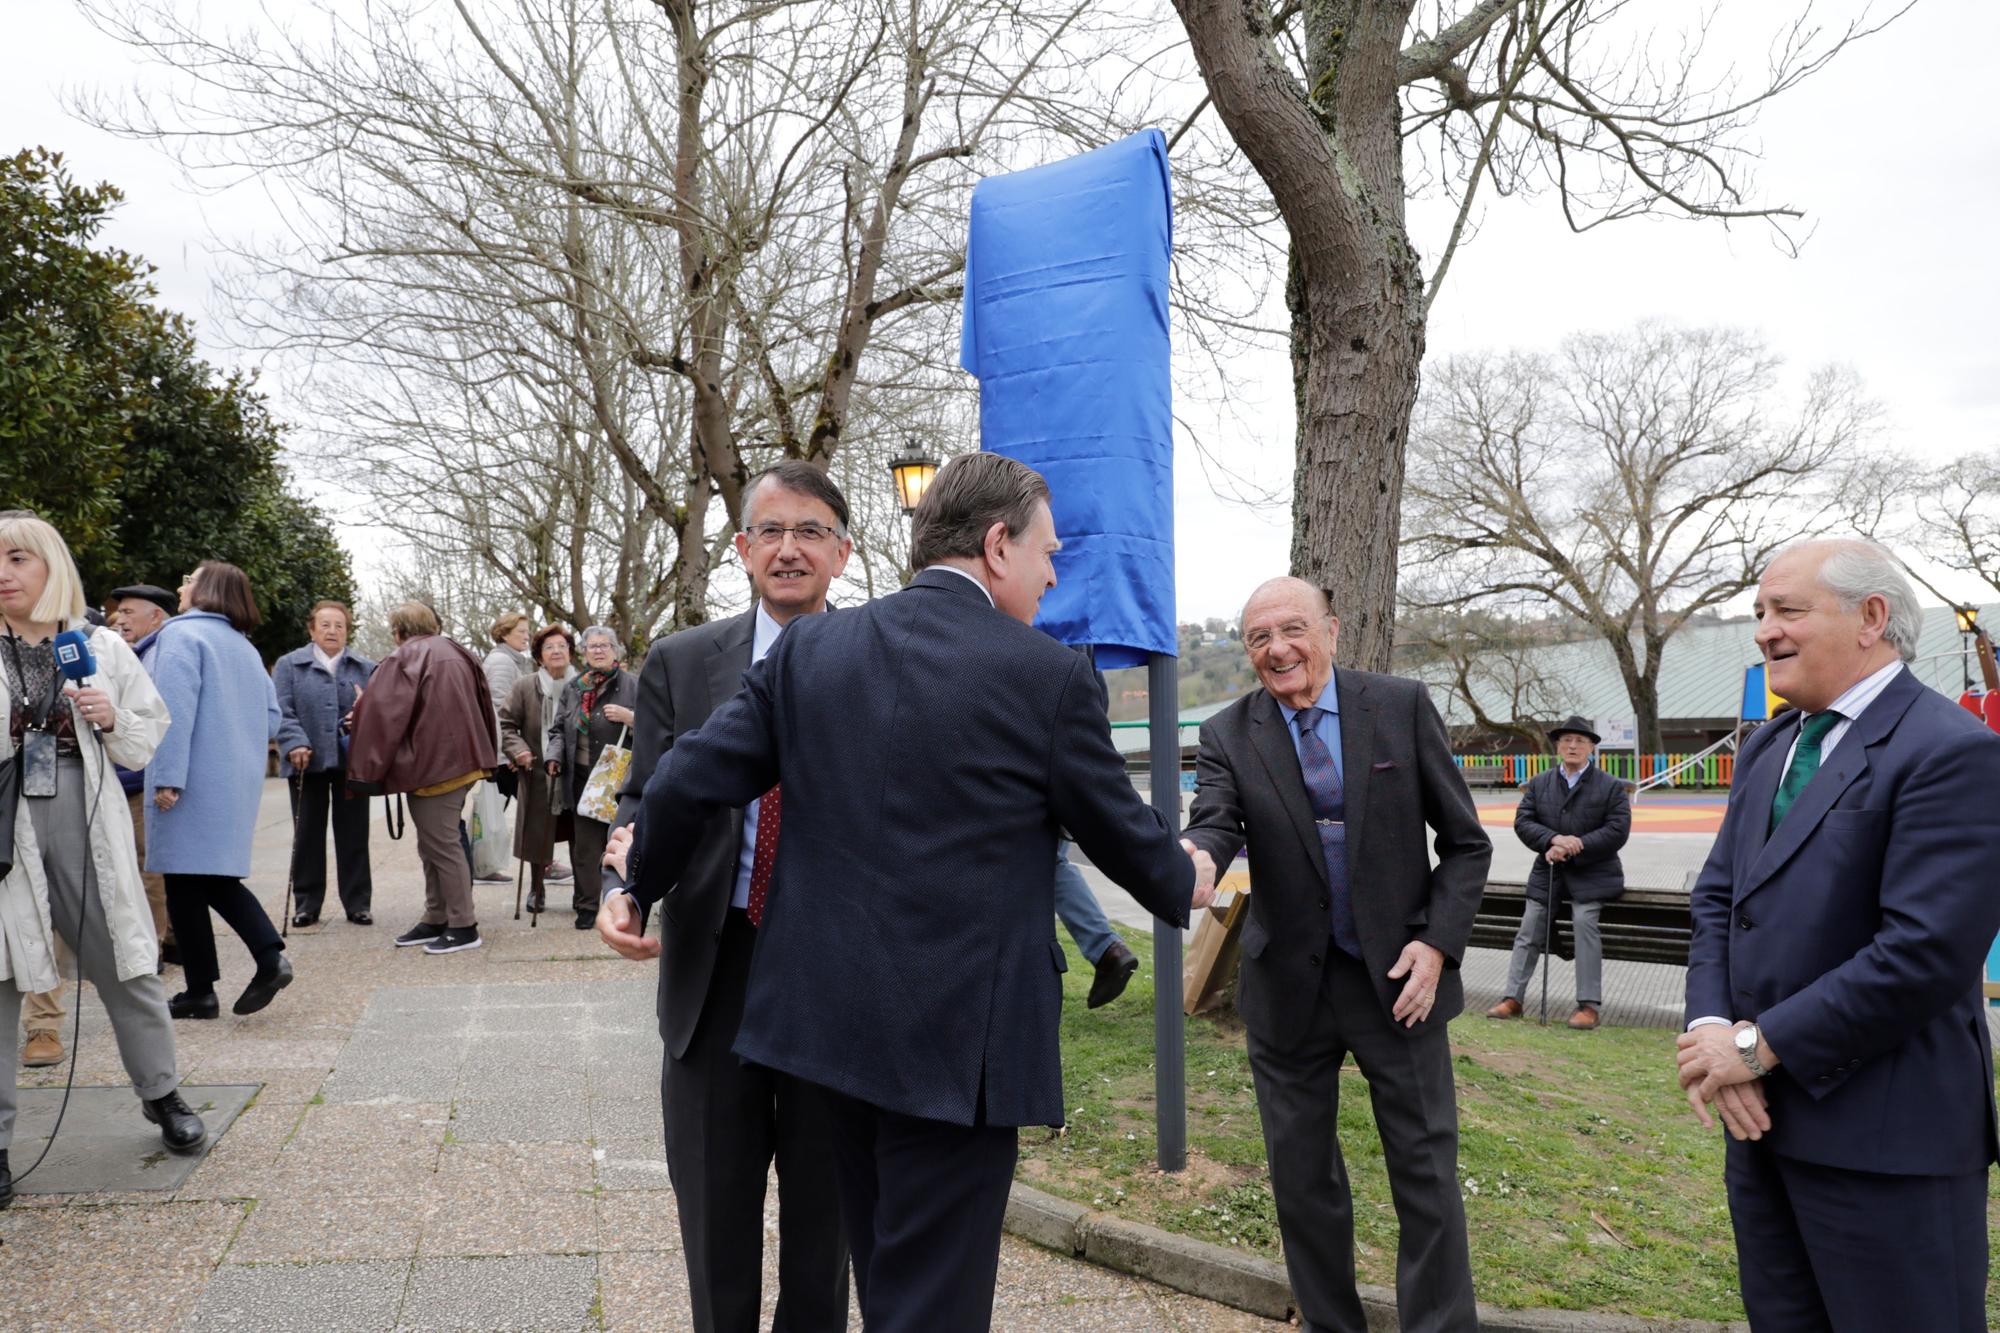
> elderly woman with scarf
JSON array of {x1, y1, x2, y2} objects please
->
[
  {"x1": 547, "y1": 626, "x2": 634, "y2": 930},
  {"x1": 498, "y1": 624, "x2": 576, "y2": 918},
  {"x1": 0, "y1": 515, "x2": 206, "y2": 1210}
]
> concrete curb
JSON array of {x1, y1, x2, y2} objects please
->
[{"x1": 1002, "y1": 1183, "x2": 1750, "y2": 1332}]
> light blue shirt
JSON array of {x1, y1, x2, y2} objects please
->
[
  {"x1": 731, "y1": 600, "x2": 822, "y2": 909},
  {"x1": 1275, "y1": 677, "x2": 1344, "y2": 784},
  {"x1": 1561, "y1": 761, "x2": 1590, "y2": 790}
]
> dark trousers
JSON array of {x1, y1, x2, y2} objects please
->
[
  {"x1": 288, "y1": 769, "x2": 372, "y2": 918},
  {"x1": 823, "y1": 1086, "x2": 1017, "y2": 1332},
  {"x1": 662, "y1": 909, "x2": 848, "y2": 1332},
  {"x1": 1725, "y1": 1139, "x2": 1988, "y2": 1332},
  {"x1": 1245, "y1": 947, "x2": 1475, "y2": 1333},
  {"x1": 164, "y1": 873, "x2": 285, "y2": 995}
]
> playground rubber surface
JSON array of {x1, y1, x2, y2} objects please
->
[{"x1": 1475, "y1": 792, "x2": 1727, "y2": 834}]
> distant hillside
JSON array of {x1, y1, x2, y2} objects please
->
[{"x1": 1104, "y1": 637, "x2": 1258, "y2": 722}]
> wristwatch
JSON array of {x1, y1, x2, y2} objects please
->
[{"x1": 1733, "y1": 1024, "x2": 1768, "y2": 1078}]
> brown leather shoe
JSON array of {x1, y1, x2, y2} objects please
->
[
  {"x1": 1567, "y1": 1005, "x2": 1601, "y2": 1030},
  {"x1": 21, "y1": 1031, "x2": 63, "y2": 1067},
  {"x1": 1485, "y1": 997, "x2": 1523, "y2": 1019}
]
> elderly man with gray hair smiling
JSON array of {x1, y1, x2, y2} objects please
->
[
  {"x1": 547, "y1": 625, "x2": 636, "y2": 930},
  {"x1": 1676, "y1": 537, "x2": 2000, "y2": 1332}
]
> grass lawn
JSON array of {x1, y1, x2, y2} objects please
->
[{"x1": 1022, "y1": 929, "x2": 2000, "y2": 1324}]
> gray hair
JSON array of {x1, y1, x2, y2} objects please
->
[
  {"x1": 1792, "y1": 539, "x2": 1921, "y2": 663},
  {"x1": 579, "y1": 625, "x2": 622, "y2": 657}
]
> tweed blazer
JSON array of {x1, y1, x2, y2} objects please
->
[{"x1": 1183, "y1": 669, "x2": 1492, "y2": 1044}]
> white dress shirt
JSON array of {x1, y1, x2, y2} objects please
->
[
  {"x1": 927, "y1": 564, "x2": 996, "y2": 606},
  {"x1": 1688, "y1": 659, "x2": 1906, "y2": 1031}
]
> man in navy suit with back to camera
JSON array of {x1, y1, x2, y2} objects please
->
[
  {"x1": 602, "y1": 451, "x2": 1214, "y2": 1332},
  {"x1": 1677, "y1": 538, "x2": 2000, "y2": 1332}
]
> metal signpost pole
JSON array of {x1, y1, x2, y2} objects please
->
[{"x1": 1149, "y1": 650, "x2": 1186, "y2": 1172}]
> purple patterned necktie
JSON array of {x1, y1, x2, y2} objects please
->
[{"x1": 1295, "y1": 707, "x2": 1361, "y2": 958}]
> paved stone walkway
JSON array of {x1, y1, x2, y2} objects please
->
[{"x1": 2, "y1": 781, "x2": 1281, "y2": 1331}]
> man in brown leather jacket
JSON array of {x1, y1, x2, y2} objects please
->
[{"x1": 346, "y1": 602, "x2": 497, "y2": 954}]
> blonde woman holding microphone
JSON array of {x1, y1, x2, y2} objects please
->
[{"x1": 0, "y1": 514, "x2": 204, "y2": 1210}]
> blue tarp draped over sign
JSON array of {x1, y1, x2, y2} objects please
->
[{"x1": 960, "y1": 129, "x2": 1175, "y2": 668}]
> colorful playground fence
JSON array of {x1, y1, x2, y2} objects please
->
[{"x1": 1454, "y1": 751, "x2": 1736, "y2": 788}]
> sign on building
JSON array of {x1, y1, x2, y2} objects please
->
[{"x1": 1596, "y1": 716, "x2": 1638, "y2": 749}]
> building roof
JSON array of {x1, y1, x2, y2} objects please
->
[{"x1": 1414, "y1": 602, "x2": 1996, "y2": 731}]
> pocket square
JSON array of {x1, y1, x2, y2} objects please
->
[{"x1": 1371, "y1": 760, "x2": 1398, "y2": 772}]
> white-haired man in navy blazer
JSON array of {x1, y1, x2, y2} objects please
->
[{"x1": 1678, "y1": 538, "x2": 2000, "y2": 1331}]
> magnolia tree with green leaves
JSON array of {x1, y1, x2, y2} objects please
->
[{"x1": 0, "y1": 147, "x2": 354, "y2": 661}]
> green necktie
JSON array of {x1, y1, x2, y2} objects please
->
[{"x1": 1770, "y1": 711, "x2": 1841, "y2": 832}]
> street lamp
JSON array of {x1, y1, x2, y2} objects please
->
[
  {"x1": 887, "y1": 447, "x2": 940, "y2": 516},
  {"x1": 1957, "y1": 606, "x2": 1981, "y2": 693}
]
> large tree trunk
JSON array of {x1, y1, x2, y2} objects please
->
[{"x1": 1178, "y1": 0, "x2": 1422, "y2": 671}]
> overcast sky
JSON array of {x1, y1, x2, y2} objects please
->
[{"x1": 7, "y1": 1, "x2": 1995, "y2": 623}]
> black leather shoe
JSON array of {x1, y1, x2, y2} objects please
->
[
  {"x1": 1087, "y1": 940, "x2": 1140, "y2": 1009},
  {"x1": 0, "y1": 1147, "x2": 13, "y2": 1209},
  {"x1": 574, "y1": 910, "x2": 597, "y2": 931},
  {"x1": 141, "y1": 1091, "x2": 207, "y2": 1154},
  {"x1": 291, "y1": 911, "x2": 320, "y2": 928},
  {"x1": 169, "y1": 990, "x2": 220, "y2": 1020},
  {"x1": 347, "y1": 911, "x2": 374, "y2": 926},
  {"x1": 233, "y1": 954, "x2": 294, "y2": 1016}
]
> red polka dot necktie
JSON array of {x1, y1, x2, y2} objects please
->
[{"x1": 746, "y1": 783, "x2": 782, "y2": 927}]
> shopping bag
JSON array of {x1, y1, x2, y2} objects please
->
[
  {"x1": 468, "y1": 779, "x2": 511, "y2": 878},
  {"x1": 576, "y1": 725, "x2": 632, "y2": 824}
]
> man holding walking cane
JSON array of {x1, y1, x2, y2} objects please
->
[{"x1": 1488, "y1": 715, "x2": 1630, "y2": 1030}]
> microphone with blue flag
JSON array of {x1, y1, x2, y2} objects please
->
[{"x1": 55, "y1": 627, "x2": 100, "y2": 729}]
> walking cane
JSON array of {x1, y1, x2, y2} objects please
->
[
  {"x1": 1539, "y1": 860, "x2": 1561, "y2": 1026},
  {"x1": 513, "y1": 857, "x2": 525, "y2": 922},
  {"x1": 282, "y1": 772, "x2": 302, "y2": 939}
]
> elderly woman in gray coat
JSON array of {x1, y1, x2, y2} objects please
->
[
  {"x1": 498, "y1": 625, "x2": 575, "y2": 918},
  {"x1": 546, "y1": 626, "x2": 634, "y2": 930},
  {"x1": 272, "y1": 599, "x2": 377, "y2": 927}
]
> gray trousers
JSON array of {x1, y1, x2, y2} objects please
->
[
  {"x1": 2, "y1": 757, "x2": 180, "y2": 1150},
  {"x1": 410, "y1": 787, "x2": 476, "y2": 928},
  {"x1": 1504, "y1": 897, "x2": 1603, "y2": 1006},
  {"x1": 1248, "y1": 948, "x2": 1476, "y2": 1333}
]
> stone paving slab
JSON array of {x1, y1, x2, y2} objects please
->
[{"x1": 8, "y1": 1083, "x2": 258, "y2": 1195}]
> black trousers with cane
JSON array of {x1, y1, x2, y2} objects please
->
[{"x1": 288, "y1": 769, "x2": 372, "y2": 920}]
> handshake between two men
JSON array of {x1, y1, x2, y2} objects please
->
[{"x1": 592, "y1": 822, "x2": 1218, "y2": 963}]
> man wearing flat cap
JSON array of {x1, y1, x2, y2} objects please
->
[{"x1": 1487, "y1": 715, "x2": 1630, "y2": 1030}]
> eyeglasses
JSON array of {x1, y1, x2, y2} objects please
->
[
  {"x1": 1243, "y1": 620, "x2": 1319, "y2": 652},
  {"x1": 745, "y1": 522, "x2": 840, "y2": 547}
]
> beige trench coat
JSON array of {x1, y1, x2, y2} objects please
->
[{"x1": 0, "y1": 626, "x2": 169, "y2": 993}]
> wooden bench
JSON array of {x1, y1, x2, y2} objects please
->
[
  {"x1": 1457, "y1": 768, "x2": 1518, "y2": 790},
  {"x1": 1471, "y1": 881, "x2": 1693, "y2": 968}
]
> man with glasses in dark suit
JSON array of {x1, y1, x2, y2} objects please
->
[
  {"x1": 598, "y1": 461, "x2": 855, "y2": 1333},
  {"x1": 1181, "y1": 576, "x2": 1491, "y2": 1333},
  {"x1": 604, "y1": 452, "x2": 1211, "y2": 1331}
]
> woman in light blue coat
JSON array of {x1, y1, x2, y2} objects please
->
[{"x1": 146, "y1": 561, "x2": 291, "y2": 1020}]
